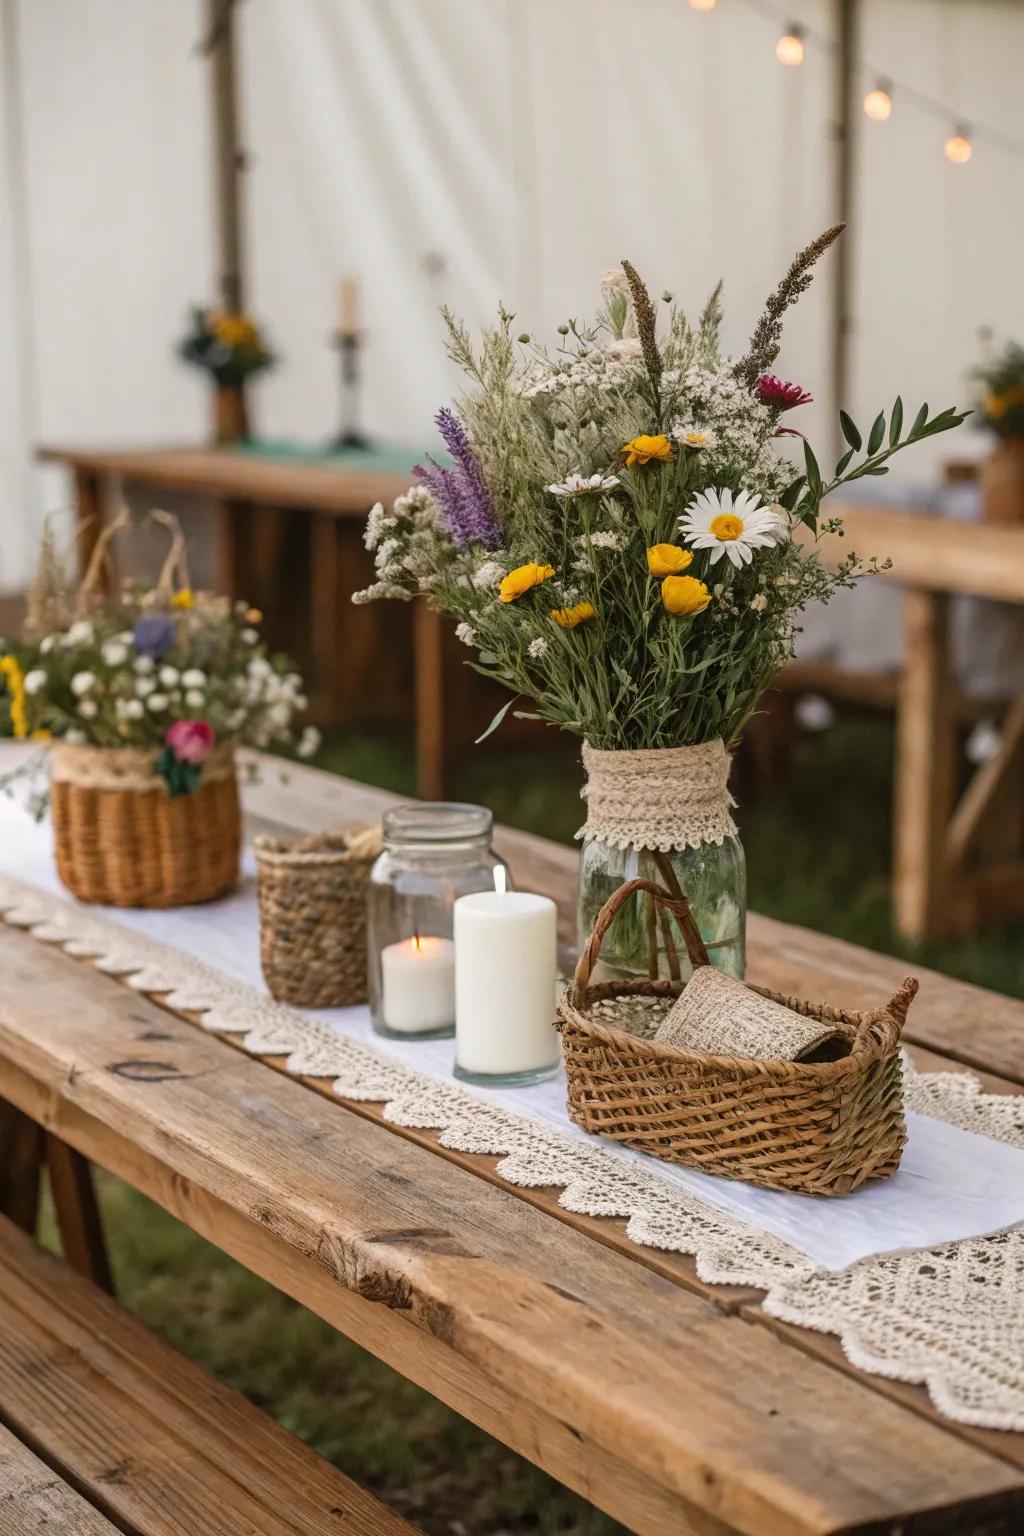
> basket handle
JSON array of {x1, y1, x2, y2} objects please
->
[
  {"x1": 571, "y1": 877, "x2": 710, "y2": 1006},
  {"x1": 886, "y1": 976, "x2": 919, "y2": 1027}
]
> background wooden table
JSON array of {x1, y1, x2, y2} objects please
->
[
  {"x1": 1, "y1": 752, "x2": 1023, "y2": 1534},
  {"x1": 814, "y1": 503, "x2": 1024, "y2": 944},
  {"x1": 39, "y1": 443, "x2": 449, "y2": 798}
]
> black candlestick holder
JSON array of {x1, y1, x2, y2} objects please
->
[{"x1": 330, "y1": 330, "x2": 370, "y2": 450}]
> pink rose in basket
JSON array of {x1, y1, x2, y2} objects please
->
[{"x1": 165, "y1": 719, "x2": 214, "y2": 765}]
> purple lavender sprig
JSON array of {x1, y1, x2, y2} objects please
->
[{"x1": 414, "y1": 407, "x2": 500, "y2": 549}]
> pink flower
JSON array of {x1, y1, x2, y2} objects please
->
[
  {"x1": 756, "y1": 374, "x2": 813, "y2": 411},
  {"x1": 165, "y1": 719, "x2": 214, "y2": 764}
]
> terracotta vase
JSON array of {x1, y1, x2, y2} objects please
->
[
  {"x1": 212, "y1": 383, "x2": 249, "y2": 445},
  {"x1": 980, "y1": 440, "x2": 1024, "y2": 524}
]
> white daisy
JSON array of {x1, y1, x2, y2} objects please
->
[
  {"x1": 297, "y1": 725, "x2": 321, "y2": 759},
  {"x1": 547, "y1": 472, "x2": 620, "y2": 496},
  {"x1": 101, "y1": 640, "x2": 129, "y2": 667},
  {"x1": 674, "y1": 425, "x2": 717, "y2": 451},
  {"x1": 70, "y1": 671, "x2": 96, "y2": 696},
  {"x1": 23, "y1": 669, "x2": 46, "y2": 695},
  {"x1": 678, "y1": 489, "x2": 787, "y2": 570}
]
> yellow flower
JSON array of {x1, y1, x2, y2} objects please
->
[
  {"x1": 210, "y1": 312, "x2": 259, "y2": 349},
  {"x1": 551, "y1": 602, "x2": 597, "y2": 629},
  {"x1": 499, "y1": 563, "x2": 555, "y2": 602},
  {"x1": 31, "y1": 729, "x2": 52, "y2": 742},
  {"x1": 621, "y1": 434, "x2": 674, "y2": 467},
  {"x1": 646, "y1": 543, "x2": 693, "y2": 578},
  {"x1": 0, "y1": 655, "x2": 28, "y2": 739},
  {"x1": 246, "y1": 607, "x2": 263, "y2": 623},
  {"x1": 172, "y1": 587, "x2": 194, "y2": 609},
  {"x1": 661, "y1": 575, "x2": 711, "y2": 616},
  {"x1": 986, "y1": 383, "x2": 1024, "y2": 420}
]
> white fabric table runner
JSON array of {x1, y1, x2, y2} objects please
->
[{"x1": 2, "y1": 797, "x2": 1023, "y2": 1274}]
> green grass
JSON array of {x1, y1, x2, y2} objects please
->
[{"x1": 48, "y1": 717, "x2": 1024, "y2": 1535}]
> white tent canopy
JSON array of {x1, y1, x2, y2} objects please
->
[{"x1": 1, "y1": 0, "x2": 1022, "y2": 591}]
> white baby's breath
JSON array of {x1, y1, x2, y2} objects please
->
[
  {"x1": 70, "y1": 671, "x2": 96, "y2": 696},
  {"x1": 23, "y1": 669, "x2": 46, "y2": 695}
]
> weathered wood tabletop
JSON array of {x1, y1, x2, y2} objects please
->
[{"x1": 1, "y1": 754, "x2": 1024, "y2": 1536}]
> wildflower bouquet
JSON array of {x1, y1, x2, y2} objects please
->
[
  {"x1": 0, "y1": 519, "x2": 318, "y2": 907},
  {"x1": 974, "y1": 340, "x2": 1024, "y2": 440},
  {"x1": 179, "y1": 306, "x2": 275, "y2": 385},
  {"x1": 355, "y1": 225, "x2": 966, "y2": 975}
]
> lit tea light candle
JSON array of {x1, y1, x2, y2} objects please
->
[
  {"x1": 454, "y1": 866, "x2": 560, "y2": 1086},
  {"x1": 380, "y1": 934, "x2": 455, "y2": 1036}
]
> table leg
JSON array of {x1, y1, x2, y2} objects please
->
[
  {"x1": 218, "y1": 499, "x2": 245, "y2": 598},
  {"x1": 0, "y1": 1100, "x2": 43, "y2": 1234},
  {"x1": 414, "y1": 601, "x2": 446, "y2": 801},
  {"x1": 73, "y1": 467, "x2": 103, "y2": 582},
  {"x1": 893, "y1": 588, "x2": 955, "y2": 943},
  {"x1": 310, "y1": 513, "x2": 340, "y2": 720},
  {"x1": 45, "y1": 1136, "x2": 115, "y2": 1295}
]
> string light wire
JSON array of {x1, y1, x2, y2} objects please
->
[{"x1": 692, "y1": 0, "x2": 1024, "y2": 161}]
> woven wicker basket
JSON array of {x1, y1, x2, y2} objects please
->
[
  {"x1": 51, "y1": 742, "x2": 240, "y2": 909},
  {"x1": 254, "y1": 828, "x2": 381, "y2": 1008},
  {"x1": 557, "y1": 878, "x2": 916, "y2": 1196}
]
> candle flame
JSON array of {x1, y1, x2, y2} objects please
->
[{"x1": 493, "y1": 864, "x2": 507, "y2": 897}]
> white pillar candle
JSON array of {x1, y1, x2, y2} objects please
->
[
  {"x1": 454, "y1": 871, "x2": 559, "y2": 1081},
  {"x1": 380, "y1": 936, "x2": 455, "y2": 1035}
]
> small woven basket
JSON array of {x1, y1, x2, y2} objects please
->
[
  {"x1": 557, "y1": 878, "x2": 916, "y2": 1196},
  {"x1": 254, "y1": 828, "x2": 381, "y2": 1008},
  {"x1": 51, "y1": 741, "x2": 240, "y2": 909}
]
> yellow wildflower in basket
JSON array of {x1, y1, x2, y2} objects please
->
[
  {"x1": 0, "y1": 655, "x2": 28, "y2": 739},
  {"x1": 647, "y1": 543, "x2": 693, "y2": 578},
  {"x1": 661, "y1": 575, "x2": 711, "y2": 616},
  {"x1": 499, "y1": 563, "x2": 555, "y2": 602},
  {"x1": 551, "y1": 602, "x2": 597, "y2": 629},
  {"x1": 621, "y1": 434, "x2": 674, "y2": 467},
  {"x1": 172, "y1": 587, "x2": 194, "y2": 609}
]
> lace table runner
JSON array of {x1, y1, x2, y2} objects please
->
[{"x1": 0, "y1": 838, "x2": 1023, "y2": 1428}]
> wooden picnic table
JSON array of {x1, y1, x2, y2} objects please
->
[
  {"x1": 38, "y1": 443, "x2": 448, "y2": 797},
  {"x1": 1, "y1": 751, "x2": 1024, "y2": 1534},
  {"x1": 814, "y1": 503, "x2": 1024, "y2": 945}
]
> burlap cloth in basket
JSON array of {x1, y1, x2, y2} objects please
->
[
  {"x1": 654, "y1": 965, "x2": 845, "y2": 1061},
  {"x1": 254, "y1": 827, "x2": 382, "y2": 1009},
  {"x1": 578, "y1": 739, "x2": 737, "y2": 852}
]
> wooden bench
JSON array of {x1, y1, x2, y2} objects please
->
[{"x1": 0, "y1": 1211, "x2": 418, "y2": 1536}]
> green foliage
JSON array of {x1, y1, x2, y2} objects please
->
[{"x1": 792, "y1": 401, "x2": 968, "y2": 532}]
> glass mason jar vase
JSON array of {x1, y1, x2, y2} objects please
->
[
  {"x1": 577, "y1": 834, "x2": 746, "y2": 982},
  {"x1": 367, "y1": 802, "x2": 508, "y2": 1040}
]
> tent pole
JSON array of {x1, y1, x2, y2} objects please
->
[
  {"x1": 207, "y1": 0, "x2": 245, "y2": 315},
  {"x1": 833, "y1": 0, "x2": 858, "y2": 450}
]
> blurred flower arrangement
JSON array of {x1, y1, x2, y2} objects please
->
[
  {"x1": 355, "y1": 225, "x2": 966, "y2": 753},
  {"x1": 974, "y1": 340, "x2": 1024, "y2": 440},
  {"x1": 179, "y1": 306, "x2": 275, "y2": 385},
  {"x1": 1, "y1": 519, "x2": 320, "y2": 802}
]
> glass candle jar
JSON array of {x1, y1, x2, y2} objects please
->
[{"x1": 367, "y1": 802, "x2": 508, "y2": 1040}]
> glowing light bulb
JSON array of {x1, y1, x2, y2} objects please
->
[
  {"x1": 776, "y1": 27, "x2": 805, "y2": 66},
  {"x1": 945, "y1": 129, "x2": 972, "y2": 165},
  {"x1": 688, "y1": 0, "x2": 717, "y2": 9},
  {"x1": 863, "y1": 86, "x2": 893, "y2": 122}
]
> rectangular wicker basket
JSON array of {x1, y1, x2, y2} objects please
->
[{"x1": 556, "y1": 878, "x2": 915, "y2": 1196}]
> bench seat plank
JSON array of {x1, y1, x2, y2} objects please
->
[
  {"x1": 0, "y1": 1422, "x2": 119, "y2": 1534},
  {"x1": 0, "y1": 1216, "x2": 417, "y2": 1536}
]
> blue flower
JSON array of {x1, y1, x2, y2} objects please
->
[{"x1": 132, "y1": 614, "x2": 176, "y2": 659}]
